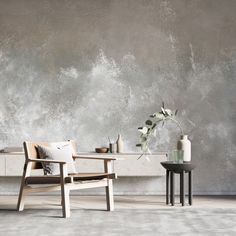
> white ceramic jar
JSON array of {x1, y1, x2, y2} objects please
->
[{"x1": 177, "y1": 135, "x2": 191, "y2": 162}]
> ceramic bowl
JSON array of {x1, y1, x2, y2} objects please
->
[{"x1": 95, "y1": 147, "x2": 109, "y2": 153}]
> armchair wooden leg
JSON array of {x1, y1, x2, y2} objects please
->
[
  {"x1": 17, "y1": 162, "x2": 31, "y2": 211},
  {"x1": 60, "y1": 163, "x2": 70, "y2": 218},
  {"x1": 61, "y1": 185, "x2": 70, "y2": 218},
  {"x1": 104, "y1": 160, "x2": 114, "y2": 211},
  {"x1": 106, "y1": 179, "x2": 114, "y2": 211},
  {"x1": 17, "y1": 184, "x2": 27, "y2": 211}
]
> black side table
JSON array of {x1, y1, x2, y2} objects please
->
[{"x1": 161, "y1": 162, "x2": 196, "y2": 206}]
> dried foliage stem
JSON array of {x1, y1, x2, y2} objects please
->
[{"x1": 136, "y1": 103, "x2": 184, "y2": 159}]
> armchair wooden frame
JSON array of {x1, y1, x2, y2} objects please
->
[{"x1": 17, "y1": 141, "x2": 117, "y2": 218}]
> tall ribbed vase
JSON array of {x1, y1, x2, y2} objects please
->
[{"x1": 177, "y1": 135, "x2": 191, "y2": 162}]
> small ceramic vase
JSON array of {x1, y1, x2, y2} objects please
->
[
  {"x1": 116, "y1": 134, "x2": 124, "y2": 153},
  {"x1": 177, "y1": 135, "x2": 191, "y2": 162}
]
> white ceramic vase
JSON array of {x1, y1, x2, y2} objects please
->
[
  {"x1": 177, "y1": 135, "x2": 191, "y2": 162},
  {"x1": 116, "y1": 134, "x2": 124, "y2": 153}
]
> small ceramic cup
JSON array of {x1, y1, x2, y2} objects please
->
[{"x1": 109, "y1": 143, "x2": 117, "y2": 153}]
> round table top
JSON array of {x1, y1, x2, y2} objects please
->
[{"x1": 161, "y1": 161, "x2": 196, "y2": 173}]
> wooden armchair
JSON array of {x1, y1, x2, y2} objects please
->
[{"x1": 17, "y1": 141, "x2": 117, "y2": 218}]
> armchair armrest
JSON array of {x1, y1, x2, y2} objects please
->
[
  {"x1": 73, "y1": 155, "x2": 117, "y2": 161},
  {"x1": 27, "y1": 159, "x2": 69, "y2": 178},
  {"x1": 28, "y1": 159, "x2": 66, "y2": 164}
]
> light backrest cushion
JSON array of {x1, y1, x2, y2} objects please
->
[
  {"x1": 37, "y1": 144, "x2": 77, "y2": 175},
  {"x1": 50, "y1": 141, "x2": 77, "y2": 156}
]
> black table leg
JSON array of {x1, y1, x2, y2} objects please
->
[
  {"x1": 180, "y1": 171, "x2": 185, "y2": 206},
  {"x1": 180, "y1": 173, "x2": 182, "y2": 204},
  {"x1": 170, "y1": 171, "x2": 175, "y2": 206},
  {"x1": 189, "y1": 171, "x2": 192, "y2": 205},
  {"x1": 166, "y1": 170, "x2": 169, "y2": 205}
]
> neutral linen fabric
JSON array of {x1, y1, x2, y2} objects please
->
[{"x1": 37, "y1": 145, "x2": 76, "y2": 175}]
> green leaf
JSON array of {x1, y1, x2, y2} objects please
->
[
  {"x1": 138, "y1": 127, "x2": 148, "y2": 134},
  {"x1": 165, "y1": 109, "x2": 172, "y2": 116},
  {"x1": 161, "y1": 107, "x2": 166, "y2": 115},
  {"x1": 155, "y1": 113, "x2": 165, "y2": 120},
  {"x1": 141, "y1": 137, "x2": 147, "y2": 142},
  {"x1": 145, "y1": 120, "x2": 153, "y2": 126}
]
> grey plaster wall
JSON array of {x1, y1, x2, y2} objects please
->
[{"x1": 0, "y1": 0, "x2": 236, "y2": 194}]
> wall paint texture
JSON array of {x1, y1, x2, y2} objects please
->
[{"x1": 0, "y1": 0, "x2": 236, "y2": 194}]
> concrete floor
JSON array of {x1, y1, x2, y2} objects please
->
[
  {"x1": 0, "y1": 195, "x2": 235, "y2": 236},
  {"x1": 0, "y1": 195, "x2": 235, "y2": 210}
]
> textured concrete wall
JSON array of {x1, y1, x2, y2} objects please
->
[{"x1": 0, "y1": 0, "x2": 236, "y2": 194}]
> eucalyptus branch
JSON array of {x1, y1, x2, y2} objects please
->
[{"x1": 136, "y1": 103, "x2": 184, "y2": 159}]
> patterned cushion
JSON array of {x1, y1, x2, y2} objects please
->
[{"x1": 37, "y1": 144, "x2": 77, "y2": 175}]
